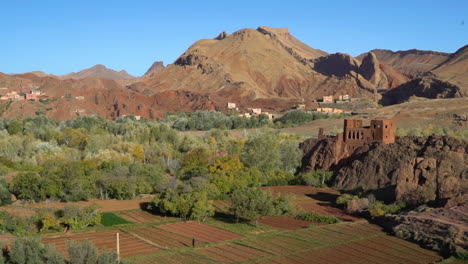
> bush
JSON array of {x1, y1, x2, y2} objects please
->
[
  {"x1": 295, "y1": 212, "x2": 341, "y2": 224},
  {"x1": 9, "y1": 237, "x2": 65, "y2": 264},
  {"x1": 229, "y1": 187, "x2": 295, "y2": 225},
  {"x1": 336, "y1": 194, "x2": 359, "y2": 207},
  {"x1": 151, "y1": 188, "x2": 214, "y2": 222},
  {"x1": 297, "y1": 170, "x2": 333, "y2": 187},
  {"x1": 369, "y1": 201, "x2": 406, "y2": 217},
  {"x1": 61, "y1": 204, "x2": 101, "y2": 229}
]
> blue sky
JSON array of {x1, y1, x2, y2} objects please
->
[{"x1": 1, "y1": 0, "x2": 467, "y2": 76}]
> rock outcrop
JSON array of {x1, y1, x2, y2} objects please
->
[
  {"x1": 393, "y1": 202, "x2": 468, "y2": 255},
  {"x1": 143, "y1": 61, "x2": 165, "y2": 78},
  {"x1": 359, "y1": 52, "x2": 388, "y2": 90},
  {"x1": 357, "y1": 49, "x2": 451, "y2": 78},
  {"x1": 301, "y1": 135, "x2": 468, "y2": 205}
]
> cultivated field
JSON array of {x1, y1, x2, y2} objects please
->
[
  {"x1": 118, "y1": 210, "x2": 176, "y2": 223},
  {"x1": 158, "y1": 221, "x2": 244, "y2": 243},
  {"x1": 42, "y1": 230, "x2": 159, "y2": 258},
  {"x1": 196, "y1": 243, "x2": 271, "y2": 263},
  {"x1": 129, "y1": 227, "x2": 207, "y2": 248},
  {"x1": 259, "y1": 216, "x2": 316, "y2": 230},
  {"x1": 264, "y1": 186, "x2": 361, "y2": 222},
  {"x1": 129, "y1": 221, "x2": 443, "y2": 264}
]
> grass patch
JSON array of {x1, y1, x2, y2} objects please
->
[
  {"x1": 204, "y1": 213, "x2": 278, "y2": 236},
  {"x1": 101, "y1": 212, "x2": 133, "y2": 227},
  {"x1": 295, "y1": 212, "x2": 341, "y2": 224}
]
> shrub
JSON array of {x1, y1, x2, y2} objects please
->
[
  {"x1": 229, "y1": 187, "x2": 295, "y2": 225},
  {"x1": 151, "y1": 188, "x2": 214, "y2": 222},
  {"x1": 297, "y1": 170, "x2": 333, "y2": 187},
  {"x1": 61, "y1": 204, "x2": 101, "y2": 229},
  {"x1": 9, "y1": 237, "x2": 65, "y2": 264},
  {"x1": 336, "y1": 194, "x2": 359, "y2": 207},
  {"x1": 369, "y1": 201, "x2": 406, "y2": 217},
  {"x1": 295, "y1": 211, "x2": 341, "y2": 224}
]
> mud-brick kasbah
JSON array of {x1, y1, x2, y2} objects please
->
[{"x1": 319, "y1": 119, "x2": 397, "y2": 153}]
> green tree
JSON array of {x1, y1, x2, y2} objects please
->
[
  {"x1": 10, "y1": 172, "x2": 47, "y2": 202},
  {"x1": 151, "y1": 188, "x2": 214, "y2": 222},
  {"x1": 68, "y1": 239, "x2": 99, "y2": 264},
  {"x1": 7, "y1": 119, "x2": 23, "y2": 135},
  {"x1": 9, "y1": 237, "x2": 65, "y2": 264},
  {"x1": 229, "y1": 187, "x2": 275, "y2": 225},
  {"x1": 61, "y1": 204, "x2": 101, "y2": 230}
]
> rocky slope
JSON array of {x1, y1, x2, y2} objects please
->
[
  {"x1": 133, "y1": 27, "x2": 381, "y2": 110},
  {"x1": 357, "y1": 49, "x2": 451, "y2": 78},
  {"x1": 393, "y1": 201, "x2": 467, "y2": 254},
  {"x1": 59, "y1": 64, "x2": 135, "y2": 80},
  {"x1": 0, "y1": 73, "x2": 216, "y2": 120},
  {"x1": 143, "y1": 61, "x2": 165, "y2": 78},
  {"x1": 301, "y1": 135, "x2": 468, "y2": 205},
  {"x1": 381, "y1": 45, "x2": 468, "y2": 105}
]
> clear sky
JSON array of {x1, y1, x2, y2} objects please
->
[{"x1": 1, "y1": 0, "x2": 467, "y2": 76}]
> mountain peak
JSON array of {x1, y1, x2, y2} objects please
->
[{"x1": 144, "y1": 61, "x2": 165, "y2": 77}]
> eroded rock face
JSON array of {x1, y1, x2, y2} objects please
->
[
  {"x1": 301, "y1": 136, "x2": 468, "y2": 204},
  {"x1": 393, "y1": 202, "x2": 468, "y2": 254}
]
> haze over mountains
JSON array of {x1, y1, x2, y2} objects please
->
[{"x1": 0, "y1": 26, "x2": 466, "y2": 120}]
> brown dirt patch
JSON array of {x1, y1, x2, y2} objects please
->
[
  {"x1": 158, "y1": 221, "x2": 243, "y2": 243},
  {"x1": 42, "y1": 230, "x2": 159, "y2": 258},
  {"x1": 259, "y1": 216, "x2": 317, "y2": 230},
  {"x1": 0, "y1": 205, "x2": 37, "y2": 218},
  {"x1": 117, "y1": 210, "x2": 176, "y2": 223},
  {"x1": 197, "y1": 243, "x2": 271, "y2": 263},
  {"x1": 263, "y1": 186, "x2": 361, "y2": 222}
]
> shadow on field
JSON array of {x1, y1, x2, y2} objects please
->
[{"x1": 306, "y1": 192, "x2": 339, "y2": 204}]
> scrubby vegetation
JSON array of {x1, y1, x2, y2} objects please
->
[
  {"x1": 229, "y1": 187, "x2": 295, "y2": 225},
  {"x1": 396, "y1": 126, "x2": 468, "y2": 139},
  {"x1": 0, "y1": 237, "x2": 123, "y2": 264},
  {"x1": 274, "y1": 110, "x2": 349, "y2": 127},
  {"x1": 295, "y1": 211, "x2": 341, "y2": 224}
]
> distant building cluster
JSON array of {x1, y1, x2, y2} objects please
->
[
  {"x1": 227, "y1": 102, "x2": 275, "y2": 120},
  {"x1": 320, "y1": 94, "x2": 351, "y2": 103},
  {"x1": 0, "y1": 90, "x2": 45, "y2": 101}
]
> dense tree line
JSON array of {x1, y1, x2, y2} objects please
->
[{"x1": 0, "y1": 116, "x2": 305, "y2": 204}]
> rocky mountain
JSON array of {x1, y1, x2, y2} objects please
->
[
  {"x1": 381, "y1": 45, "x2": 468, "y2": 105},
  {"x1": 357, "y1": 49, "x2": 451, "y2": 78},
  {"x1": 310, "y1": 52, "x2": 409, "y2": 91},
  {"x1": 133, "y1": 27, "x2": 381, "y2": 110},
  {"x1": 59, "y1": 64, "x2": 135, "y2": 80},
  {"x1": 143, "y1": 61, "x2": 165, "y2": 78},
  {"x1": 0, "y1": 73, "x2": 216, "y2": 120},
  {"x1": 301, "y1": 135, "x2": 468, "y2": 205}
]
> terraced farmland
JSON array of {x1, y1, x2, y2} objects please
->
[
  {"x1": 129, "y1": 227, "x2": 207, "y2": 248},
  {"x1": 118, "y1": 210, "x2": 176, "y2": 223},
  {"x1": 42, "y1": 230, "x2": 159, "y2": 258},
  {"x1": 158, "y1": 221, "x2": 244, "y2": 242}
]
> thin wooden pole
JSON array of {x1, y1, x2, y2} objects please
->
[{"x1": 117, "y1": 232, "x2": 120, "y2": 262}]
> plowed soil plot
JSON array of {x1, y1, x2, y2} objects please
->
[
  {"x1": 260, "y1": 216, "x2": 315, "y2": 230},
  {"x1": 130, "y1": 227, "x2": 207, "y2": 248},
  {"x1": 326, "y1": 222, "x2": 384, "y2": 237},
  {"x1": 131, "y1": 251, "x2": 218, "y2": 264},
  {"x1": 197, "y1": 243, "x2": 271, "y2": 263},
  {"x1": 158, "y1": 221, "x2": 243, "y2": 243},
  {"x1": 42, "y1": 230, "x2": 159, "y2": 258},
  {"x1": 241, "y1": 235, "x2": 319, "y2": 255},
  {"x1": 286, "y1": 227, "x2": 357, "y2": 244},
  {"x1": 118, "y1": 210, "x2": 176, "y2": 223},
  {"x1": 264, "y1": 186, "x2": 360, "y2": 222}
]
